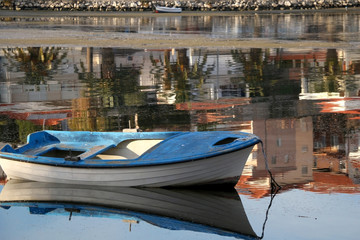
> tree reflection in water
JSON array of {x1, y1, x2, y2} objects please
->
[
  {"x1": 72, "y1": 48, "x2": 142, "y2": 131},
  {"x1": 3, "y1": 47, "x2": 67, "y2": 85},
  {"x1": 2, "y1": 47, "x2": 67, "y2": 141}
]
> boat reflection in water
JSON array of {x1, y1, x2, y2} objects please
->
[{"x1": 0, "y1": 180, "x2": 258, "y2": 239}]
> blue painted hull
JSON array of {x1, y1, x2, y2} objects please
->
[{"x1": 0, "y1": 131, "x2": 260, "y2": 187}]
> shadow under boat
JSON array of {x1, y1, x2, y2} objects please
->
[{"x1": 0, "y1": 180, "x2": 258, "y2": 239}]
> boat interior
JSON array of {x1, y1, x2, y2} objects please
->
[
  {"x1": 39, "y1": 139, "x2": 164, "y2": 160},
  {"x1": 95, "y1": 139, "x2": 163, "y2": 159}
]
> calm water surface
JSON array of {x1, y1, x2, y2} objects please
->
[
  {"x1": 1, "y1": 10, "x2": 360, "y2": 44},
  {"x1": 0, "y1": 11, "x2": 360, "y2": 240}
]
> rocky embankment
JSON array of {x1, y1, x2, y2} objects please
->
[{"x1": 0, "y1": 0, "x2": 359, "y2": 12}]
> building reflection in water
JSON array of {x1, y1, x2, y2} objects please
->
[
  {"x1": 1, "y1": 47, "x2": 360, "y2": 195},
  {"x1": 3, "y1": 13, "x2": 360, "y2": 42}
]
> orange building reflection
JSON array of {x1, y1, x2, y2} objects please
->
[
  {"x1": 304, "y1": 171, "x2": 360, "y2": 194},
  {"x1": 1, "y1": 109, "x2": 71, "y2": 127}
]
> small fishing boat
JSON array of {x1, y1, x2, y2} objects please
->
[
  {"x1": 0, "y1": 130, "x2": 260, "y2": 187},
  {"x1": 155, "y1": 6, "x2": 182, "y2": 13},
  {"x1": 0, "y1": 180, "x2": 258, "y2": 239}
]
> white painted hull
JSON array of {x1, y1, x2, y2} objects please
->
[
  {"x1": 155, "y1": 6, "x2": 182, "y2": 13},
  {"x1": 0, "y1": 146, "x2": 253, "y2": 187}
]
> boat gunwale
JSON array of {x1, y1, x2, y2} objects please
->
[
  {"x1": 0, "y1": 143, "x2": 259, "y2": 169},
  {"x1": 0, "y1": 130, "x2": 260, "y2": 168}
]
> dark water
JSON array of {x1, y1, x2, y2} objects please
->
[{"x1": 1, "y1": 11, "x2": 360, "y2": 240}]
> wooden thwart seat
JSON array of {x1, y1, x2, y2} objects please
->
[{"x1": 95, "y1": 139, "x2": 163, "y2": 160}]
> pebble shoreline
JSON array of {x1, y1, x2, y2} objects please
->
[{"x1": 0, "y1": 0, "x2": 359, "y2": 12}]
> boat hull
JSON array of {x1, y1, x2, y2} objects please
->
[
  {"x1": 0, "y1": 146, "x2": 253, "y2": 187},
  {"x1": 155, "y1": 6, "x2": 182, "y2": 13}
]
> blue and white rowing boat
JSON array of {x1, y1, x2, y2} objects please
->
[{"x1": 0, "y1": 130, "x2": 260, "y2": 187}]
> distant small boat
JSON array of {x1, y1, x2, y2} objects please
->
[
  {"x1": 0, "y1": 180, "x2": 258, "y2": 239},
  {"x1": 0, "y1": 130, "x2": 260, "y2": 187},
  {"x1": 155, "y1": 6, "x2": 182, "y2": 13}
]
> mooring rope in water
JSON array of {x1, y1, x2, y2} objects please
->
[
  {"x1": 259, "y1": 140, "x2": 282, "y2": 191},
  {"x1": 258, "y1": 185, "x2": 279, "y2": 240},
  {"x1": 257, "y1": 140, "x2": 282, "y2": 239}
]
